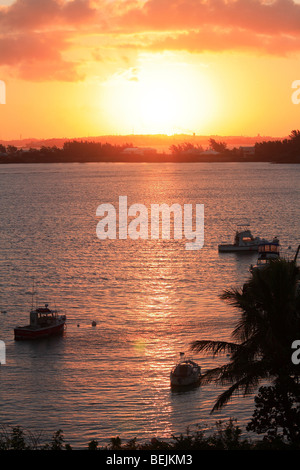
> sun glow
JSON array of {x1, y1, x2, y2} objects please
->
[{"x1": 102, "y1": 55, "x2": 218, "y2": 135}]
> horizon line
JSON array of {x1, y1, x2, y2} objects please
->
[{"x1": 0, "y1": 132, "x2": 288, "y2": 144}]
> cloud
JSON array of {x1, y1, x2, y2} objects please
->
[
  {"x1": 0, "y1": 0, "x2": 97, "y2": 30},
  {"x1": 1, "y1": 0, "x2": 300, "y2": 82},
  {"x1": 117, "y1": 0, "x2": 300, "y2": 37},
  {"x1": 0, "y1": 31, "x2": 82, "y2": 81},
  {"x1": 18, "y1": 58, "x2": 83, "y2": 82},
  {"x1": 114, "y1": 0, "x2": 300, "y2": 56},
  {"x1": 119, "y1": 27, "x2": 300, "y2": 56},
  {"x1": 0, "y1": 0, "x2": 97, "y2": 80}
]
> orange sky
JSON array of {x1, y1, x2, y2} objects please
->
[{"x1": 1, "y1": 0, "x2": 300, "y2": 140}]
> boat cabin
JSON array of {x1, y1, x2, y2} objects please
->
[
  {"x1": 234, "y1": 229, "x2": 255, "y2": 246},
  {"x1": 250, "y1": 240, "x2": 280, "y2": 271},
  {"x1": 30, "y1": 304, "x2": 58, "y2": 327},
  {"x1": 256, "y1": 241, "x2": 280, "y2": 265}
]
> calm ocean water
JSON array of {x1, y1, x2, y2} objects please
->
[{"x1": 0, "y1": 162, "x2": 299, "y2": 448}]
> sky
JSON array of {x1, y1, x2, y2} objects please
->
[{"x1": 1, "y1": 0, "x2": 300, "y2": 140}]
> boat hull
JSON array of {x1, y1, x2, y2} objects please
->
[
  {"x1": 170, "y1": 375, "x2": 201, "y2": 388},
  {"x1": 218, "y1": 244, "x2": 259, "y2": 252},
  {"x1": 14, "y1": 321, "x2": 65, "y2": 341},
  {"x1": 170, "y1": 359, "x2": 201, "y2": 388}
]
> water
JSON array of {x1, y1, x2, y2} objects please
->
[{"x1": 0, "y1": 162, "x2": 299, "y2": 448}]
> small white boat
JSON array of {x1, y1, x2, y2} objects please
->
[
  {"x1": 250, "y1": 239, "x2": 280, "y2": 271},
  {"x1": 170, "y1": 353, "x2": 201, "y2": 388},
  {"x1": 218, "y1": 225, "x2": 278, "y2": 252}
]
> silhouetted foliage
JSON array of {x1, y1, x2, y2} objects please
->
[
  {"x1": 42, "y1": 429, "x2": 71, "y2": 450},
  {"x1": 190, "y1": 260, "x2": 300, "y2": 411},
  {"x1": 62, "y1": 140, "x2": 130, "y2": 162},
  {"x1": 247, "y1": 380, "x2": 300, "y2": 446},
  {"x1": 87, "y1": 439, "x2": 99, "y2": 450},
  {"x1": 1, "y1": 416, "x2": 300, "y2": 449},
  {"x1": 255, "y1": 129, "x2": 300, "y2": 162},
  {"x1": 208, "y1": 138, "x2": 227, "y2": 153},
  {"x1": 1, "y1": 130, "x2": 300, "y2": 163},
  {"x1": 169, "y1": 142, "x2": 204, "y2": 155},
  {"x1": 2, "y1": 417, "x2": 300, "y2": 449}
]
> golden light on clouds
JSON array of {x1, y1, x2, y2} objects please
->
[{"x1": 1, "y1": 0, "x2": 300, "y2": 139}]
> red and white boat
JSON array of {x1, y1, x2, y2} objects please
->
[{"x1": 14, "y1": 303, "x2": 66, "y2": 341}]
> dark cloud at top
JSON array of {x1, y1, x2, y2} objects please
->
[
  {"x1": 1, "y1": 0, "x2": 300, "y2": 81},
  {"x1": 0, "y1": 0, "x2": 97, "y2": 80},
  {"x1": 0, "y1": 0, "x2": 96, "y2": 30},
  {"x1": 118, "y1": 0, "x2": 300, "y2": 37}
]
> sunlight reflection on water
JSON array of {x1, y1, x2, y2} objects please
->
[{"x1": 0, "y1": 162, "x2": 299, "y2": 447}]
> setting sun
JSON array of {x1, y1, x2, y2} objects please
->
[
  {"x1": 1, "y1": 0, "x2": 300, "y2": 139},
  {"x1": 136, "y1": 57, "x2": 217, "y2": 135},
  {"x1": 102, "y1": 55, "x2": 218, "y2": 135}
]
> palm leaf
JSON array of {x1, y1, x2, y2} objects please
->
[
  {"x1": 190, "y1": 340, "x2": 239, "y2": 356},
  {"x1": 191, "y1": 260, "x2": 300, "y2": 412},
  {"x1": 211, "y1": 374, "x2": 260, "y2": 412}
]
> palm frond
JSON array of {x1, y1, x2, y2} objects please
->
[
  {"x1": 190, "y1": 340, "x2": 239, "y2": 356},
  {"x1": 199, "y1": 365, "x2": 229, "y2": 385},
  {"x1": 192, "y1": 260, "x2": 300, "y2": 413},
  {"x1": 220, "y1": 288, "x2": 244, "y2": 308},
  {"x1": 211, "y1": 375, "x2": 260, "y2": 412}
]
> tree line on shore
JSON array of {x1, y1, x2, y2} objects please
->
[{"x1": 0, "y1": 130, "x2": 300, "y2": 163}]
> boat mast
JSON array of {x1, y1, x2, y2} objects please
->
[{"x1": 31, "y1": 278, "x2": 37, "y2": 310}]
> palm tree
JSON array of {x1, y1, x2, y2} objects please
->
[
  {"x1": 190, "y1": 259, "x2": 300, "y2": 412},
  {"x1": 289, "y1": 129, "x2": 300, "y2": 141}
]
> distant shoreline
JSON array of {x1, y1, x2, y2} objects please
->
[
  {"x1": 1, "y1": 132, "x2": 300, "y2": 164},
  {"x1": 0, "y1": 154, "x2": 299, "y2": 164},
  {"x1": 0, "y1": 157, "x2": 299, "y2": 164}
]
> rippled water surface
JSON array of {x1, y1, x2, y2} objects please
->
[{"x1": 0, "y1": 162, "x2": 299, "y2": 448}]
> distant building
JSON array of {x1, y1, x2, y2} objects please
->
[
  {"x1": 122, "y1": 147, "x2": 157, "y2": 156},
  {"x1": 201, "y1": 149, "x2": 220, "y2": 155},
  {"x1": 239, "y1": 146, "x2": 255, "y2": 156},
  {"x1": 182, "y1": 148, "x2": 204, "y2": 156},
  {"x1": 181, "y1": 148, "x2": 220, "y2": 156}
]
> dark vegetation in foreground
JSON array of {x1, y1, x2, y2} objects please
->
[
  {"x1": 0, "y1": 416, "x2": 299, "y2": 451},
  {"x1": 1, "y1": 130, "x2": 300, "y2": 164}
]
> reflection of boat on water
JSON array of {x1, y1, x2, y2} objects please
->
[
  {"x1": 170, "y1": 353, "x2": 201, "y2": 389},
  {"x1": 218, "y1": 224, "x2": 278, "y2": 252},
  {"x1": 250, "y1": 240, "x2": 280, "y2": 272},
  {"x1": 14, "y1": 303, "x2": 66, "y2": 341}
]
